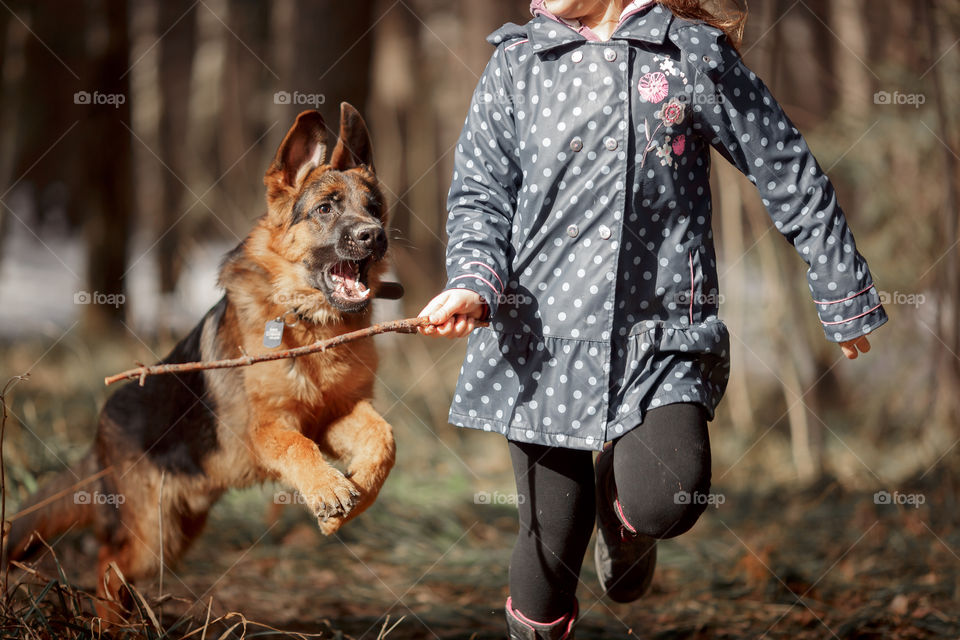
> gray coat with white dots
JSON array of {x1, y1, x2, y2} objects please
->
[{"x1": 442, "y1": 3, "x2": 888, "y2": 451}]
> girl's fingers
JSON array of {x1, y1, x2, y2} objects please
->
[
  {"x1": 418, "y1": 292, "x2": 448, "y2": 322},
  {"x1": 430, "y1": 296, "x2": 463, "y2": 326},
  {"x1": 418, "y1": 292, "x2": 461, "y2": 335},
  {"x1": 839, "y1": 335, "x2": 872, "y2": 359},
  {"x1": 435, "y1": 318, "x2": 457, "y2": 337},
  {"x1": 453, "y1": 318, "x2": 477, "y2": 338},
  {"x1": 841, "y1": 343, "x2": 858, "y2": 359},
  {"x1": 430, "y1": 315, "x2": 477, "y2": 339}
]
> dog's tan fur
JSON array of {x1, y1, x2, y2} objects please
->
[{"x1": 7, "y1": 104, "x2": 396, "y2": 617}]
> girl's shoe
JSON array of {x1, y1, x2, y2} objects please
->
[
  {"x1": 594, "y1": 445, "x2": 657, "y2": 603},
  {"x1": 505, "y1": 597, "x2": 577, "y2": 640}
]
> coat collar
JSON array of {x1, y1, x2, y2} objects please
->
[{"x1": 526, "y1": 2, "x2": 672, "y2": 53}]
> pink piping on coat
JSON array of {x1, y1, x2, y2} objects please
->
[
  {"x1": 812, "y1": 282, "x2": 875, "y2": 305},
  {"x1": 820, "y1": 302, "x2": 883, "y2": 325},
  {"x1": 465, "y1": 260, "x2": 504, "y2": 294}
]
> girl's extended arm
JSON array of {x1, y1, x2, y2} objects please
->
[{"x1": 678, "y1": 25, "x2": 888, "y2": 354}]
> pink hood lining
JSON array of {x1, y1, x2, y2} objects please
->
[{"x1": 529, "y1": 0, "x2": 656, "y2": 42}]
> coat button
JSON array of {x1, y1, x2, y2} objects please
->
[
  {"x1": 570, "y1": 137, "x2": 583, "y2": 152},
  {"x1": 603, "y1": 48, "x2": 617, "y2": 62},
  {"x1": 598, "y1": 224, "x2": 611, "y2": 239},
  {"x1": 604, "y1": 137, "x2": 618, "y2": 151},
  {"x1": 571, "y1": 50, "x2": 583, "y2": 63},
  {"x1": 566, "y1": 224, "x2": 579, "y2": 238}
]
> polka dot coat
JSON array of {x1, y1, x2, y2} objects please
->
[{"x1": 442, "y1": 3, "x2": 888, "y2": 451}]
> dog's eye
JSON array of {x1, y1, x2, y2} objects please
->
[{"x1": 315, "y1": 203, "x2": 332, "y2": 215}]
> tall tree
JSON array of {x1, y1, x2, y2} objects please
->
[
  {"x1": 924, "y1": 0, "x2": 960, "y2": 425},
  {"x1": 829, "y1": 0, "x2": 872, "y2": 120},
  {"x1": 0, "y1": 9, "x2": 29, "y2": 264},
  {"x1": 156, "y1": 0, "x2": 198, "y2": 294},
  {"x1": 81, "y1": 0, "x2": 133, "y2": 331}
]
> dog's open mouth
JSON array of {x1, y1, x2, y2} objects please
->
[{"x1": 324, "y1": 258, "x2": 371, "y2": 309}]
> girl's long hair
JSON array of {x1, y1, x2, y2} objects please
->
[{"x1": 656, "y1": 0, "x2": 748, "y2": 48}]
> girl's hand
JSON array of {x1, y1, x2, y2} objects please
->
[
  {"x1": 418, "y1": 289, "x2": 488, "y2": 338},
  {"x1": 839, "y1": 336, "x2": 871, "y2": 360}
]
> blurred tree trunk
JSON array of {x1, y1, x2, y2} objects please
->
[
  {"x1": 746, "y1": 194, "x2": 824, "y2": 482},
  {"x1": 157, "y1": 0, "x2": 197, "y2": 294},
  {"x1": 368, "y1": 1, "x2": 419, "y2": 313},
  {"x1": 745, "y1": 3, "x2": 825, "y2": 481},
  {"x1": 272, "y1": 1, "x2": 373, "y2": 130},
  {"x1": 82, "y1": 0, "x2": 133, "y2": 331},
  {"x1": 13, "y1": 1, "x2": 86, "y2": 231},
  {"x1": 715, "y1": 162, "x2": 756, "y2": 437},
  {"x1": 830, "y1": 0, "x2": 872, "y2": 119},
  {"x1": 924, "y1": 0, "x2": 960, "y2": 425},
  {"x1": 0, "y1": 10, "x2": 29, "y2": 266},
  {"x1": 219, "y1": 0, "x2": 266, "y2": 222},
  {"x1": 806, "y1": 0, "x2": 836, "y2": 115}
]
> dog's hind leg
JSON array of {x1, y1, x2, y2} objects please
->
[
  {"x1": 316, "y1": 400, "x2": 395, "y2": 535},
  {"x1": 95, "y1": 525, "x2": 161, "y2": 620},
  {"x1": 93, "y1": 474, "x2": 209, "y2": 621}
]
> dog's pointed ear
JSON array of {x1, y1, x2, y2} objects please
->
[
  {"x1": 329, "y1": 102, "x2": 375, "y2": 172},
  {"x1": 266, "y1": 110, "x2": 328, "y2": 192}
]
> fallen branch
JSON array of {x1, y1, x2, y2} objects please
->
[{"x1": 104, "y1": 316, "x2": 432, "y2": 387}]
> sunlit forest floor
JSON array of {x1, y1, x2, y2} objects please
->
[{"x1": 2, "y1": 332, "x2": 958, "y2": 639}]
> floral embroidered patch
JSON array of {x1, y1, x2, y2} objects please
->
[
  {"x1": 672, "y1": 134, "x2": 686, "y2": 155},
  {"x1": 640, "y1": 55, "x2": 691, "y2": 170},
  {"x1": 657, "y1": 99, "x2": 685, "y2": 126},
  {"x1": 638, "y1": 71, "x2": 668, "y2": 104}
]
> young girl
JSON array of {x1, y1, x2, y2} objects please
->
[{"x1": 419, "y1": 0, "x2": 888, "y2": 637}]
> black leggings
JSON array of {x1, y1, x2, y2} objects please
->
[{"x1": 508, "y1": 403, "x2": 711, "y2": 621}]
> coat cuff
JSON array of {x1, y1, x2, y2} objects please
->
[
  {"x1": 813, "y1": 283, "x2": 889, "y2": 343},
  {"x1": 444, "y1": 261, "x2": 505, "y2": 318}
]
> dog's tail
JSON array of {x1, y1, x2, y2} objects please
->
[{"x1": 5, "y1": 452, "x2": 101, "y2": 562}]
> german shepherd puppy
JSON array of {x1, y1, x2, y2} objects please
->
[{"x1": 7, "y1": 103, "x2": 397, "y2": 612}]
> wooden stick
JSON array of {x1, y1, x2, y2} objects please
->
[{"x1": 104, "y1": 316, "x2": 432, "y2": 387}]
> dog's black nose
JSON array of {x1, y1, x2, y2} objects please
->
[{"x1": 352, "y1": 224, "x2": 387, "y2": 255}]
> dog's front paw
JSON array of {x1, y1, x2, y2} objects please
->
[{"x1": 303, "y1": 470, "x2": 360, "y2": 526}]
